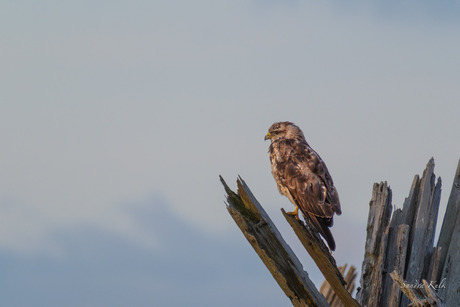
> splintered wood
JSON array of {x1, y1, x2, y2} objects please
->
[
  {"x1": 357, "y1": 158, "x2": 460, "y2": 306},
  {"x1": 221, "y1": 158, "x2": 460, "y2": 306},
  {"x1": 220, "y1": 175, "x2": 357, "y2": 307},
  {"x1": 221, "y1": 176, "x2": 328, "y2": 307},
  {"x1": 319, "y1": 264, "x2": 358, "y2": 307}
]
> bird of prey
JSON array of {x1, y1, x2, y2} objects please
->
[{"x1": 264, "y1": 121, "x2": 341, "y2": 251}]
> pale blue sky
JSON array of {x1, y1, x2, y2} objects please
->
[{"x1": 1, "y1": 1, "x2": 460, "y2": 306}]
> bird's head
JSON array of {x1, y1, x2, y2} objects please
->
[{"x1": 264, "y1": 121, "x2": 305, "y2": 142}]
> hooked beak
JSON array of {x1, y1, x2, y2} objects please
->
[{"x1": 264, "y1": 132, "x2": 271, "y2": 141}]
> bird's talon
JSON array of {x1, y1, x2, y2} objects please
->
[{"x1": 287, "y1": 206, "x2": 300, "y2": 219}]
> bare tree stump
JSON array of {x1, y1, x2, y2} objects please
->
[
  {"x1": 221, "y1": 158, "x2": 460, "y2": 306},
  {"x1": 357, "y1": 158, "x2": 460, "y2": 307}
]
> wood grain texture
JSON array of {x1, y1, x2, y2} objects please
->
[
  {"x1": 282, "y1": 210, "x2": 359, "y2": 307},
  {"x1": 221, "y1": 176, "x2": 328, "y2": 307},
  {"x1": 405, "y1": 158, "x2": 442, "y2": 285},
  {"x1": 356, "y1": 182, "x2": 392, "y2": 306},
  {"x1": 319, "y1": 264, "x2": 358, "y2": 307},
  {"x1": 222, "y1": 158, "x2": 460, "y2": 306},
  {"x1": 357, "y1": 159, "x2": 457, "y2": 307}
]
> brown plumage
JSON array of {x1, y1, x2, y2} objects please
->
[{"x1": 264, "y1": 121, "x2": 341, "y2": 251}]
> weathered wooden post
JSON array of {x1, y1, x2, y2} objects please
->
[{"x1": 357, "y1": 158, "x2": 460, "y2": 306}]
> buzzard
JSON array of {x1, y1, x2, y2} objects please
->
[{"x1": 264, "y1": 121, "x2": 341, "y2": 251}]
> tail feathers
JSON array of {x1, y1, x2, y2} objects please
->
[{"x1": 305, "y1": 214, "x2": 336, "y2": 251}]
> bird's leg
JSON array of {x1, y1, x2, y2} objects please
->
[{"x1": 287, "y1": 206, "x2": 299, "y2": 220}]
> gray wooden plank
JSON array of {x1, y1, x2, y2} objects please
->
[
  {"x1": 381, "y1": 224, "x2": 409, "y2": 307},
  {"x1": 436, "y1": 158, "x2": 460, "y2": 282},
  {"x1": 405, "y1": 159, "x2": 441, "y2": 283},
  {"x1": 356, "y1": 182, "x2": 392, "y2": 306}
]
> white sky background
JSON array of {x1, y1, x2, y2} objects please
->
[{"x1": 1, "y1": 1, "x2": 460, "y2": 306}]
